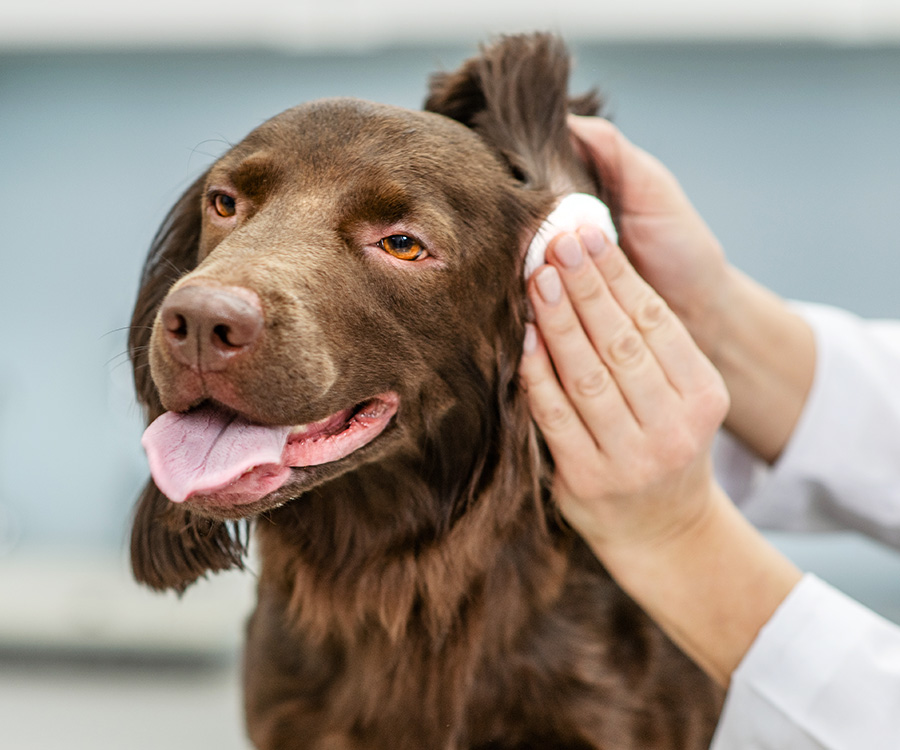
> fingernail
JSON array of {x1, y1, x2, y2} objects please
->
[
  {"x1": 523, "y1": 322, "x2": 538, "y2": 354},
  {"x1": 553, "y1": 233, "x2": 583, "y2": 269},
  {"x1": 535, "y1": 266, "x2": 562, "y2": 305},
  {"x1": 579, "y1": 225, "x2": 609, "y2": 258}
]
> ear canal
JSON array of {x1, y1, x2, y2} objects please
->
[
  {"x1": 424, "y1": 33, "x2": 603, "y2": 194},
  {"x1": 131, "y1": 480, "x2": 247, "y2": 593}
]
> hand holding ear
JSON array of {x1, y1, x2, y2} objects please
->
[
  {"x1": 519, "y1": 225, "x2": 729, "y2": 556},
  {"x1": 568, "y1": 116, "x2": 729, "y2": 357},
  {"x1": 519, "y1": 226, "x2": 804, "y2": 687},
  {"x1": 569, "y1": 116, "x2": 815, "y2": 465}
]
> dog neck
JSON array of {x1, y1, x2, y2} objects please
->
[{"x1": 256, "y1": 394, "x2": 568, "y2": 649}]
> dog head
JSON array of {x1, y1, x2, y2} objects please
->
[{"x1": 129, "y1": 34, "x2": 602, "y2": 591}]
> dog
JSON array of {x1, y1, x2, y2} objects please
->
[{"x1": 129, "y1": 34, "x2": 723, "y2": 749}]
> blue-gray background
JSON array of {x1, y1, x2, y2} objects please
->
[
  {"x1": 3, "y1": 37, "x2": 900, "y2": 750},
  {"x1": 3, "y1": 41, "x2": 900, "y2": 614},
  {"x1": 3, "y1": 42, "x2": 900, "y2": 552}
]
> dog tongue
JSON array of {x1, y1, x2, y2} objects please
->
[{"x1": 142, "y1": 405, "x2": 293, "y2": 505}]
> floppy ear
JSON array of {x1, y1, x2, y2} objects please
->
[
  {"x1": 424, "y1": 33, "x2": 604, "y2": 197},
  {"x1": 426, "y1": 34, "x2": 587, "y2": 535},
  {"x1": 128, "y1": 175, "x2": 247, "y2": 592},
  {"x1": 131, "y1": 481, "x2": 248, "y2": 593},
  {"x1": 129, "y1": 175, "x2": 204, "y2": 413}
]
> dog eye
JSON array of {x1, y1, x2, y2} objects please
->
[
  {"x1": 212, "y1": 193, "x2": 237, "y2": 218},
  {"x1": 377, "y1": 234, "x2": 427, "y2": 261}
]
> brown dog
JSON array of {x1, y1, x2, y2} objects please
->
[{"x1": 129, "y1": 34, "x2": 723, "y2": 749}]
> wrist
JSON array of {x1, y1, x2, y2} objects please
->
[
  {"x1": 678, "y1": 262, "x2": 744, "y2": 364},
  {"x1": 595, "y1": 484, "x2": 802, "y2": 686},
  {"x1": 591, "y1": 478, "x2": 728, "y2": 587}
]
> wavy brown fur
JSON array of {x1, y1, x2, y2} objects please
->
[{"x1": 129, "y1": 33, "x2": 723, "y2": 748}]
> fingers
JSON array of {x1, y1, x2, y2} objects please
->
[
  {"x1": 522, "y1": 223, "x2": 729, "y2": 468},
  {"x1": 531, "y1": 233, "x2": 681, "y2": 429},
  {"x1": 518, "y1": 322, "x2": 608, "y2": 482},
  {"x1": 568, "y1": 115, "x2": 696, "y2": 224},
  {"x1": 526, "y1": 263, "x2": 644, "y2": 454},
  {"x1": 573, "y1": 225, "x2": 724, "y2": 399}
]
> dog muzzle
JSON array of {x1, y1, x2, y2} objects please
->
[{"x1": 524, "y1": 192, "x2": 618, "y2": 279}]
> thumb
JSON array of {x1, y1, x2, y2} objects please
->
[
  {"x1": 569, "y1": 115, "x2": 698, "y2": 221},
  {"x1": 568, "y1": 115, "x2": 627, "y2": 210}
]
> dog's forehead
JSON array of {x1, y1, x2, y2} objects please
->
[{"x1": 231, "y1": 97, "x2": 503, "y2": 175}]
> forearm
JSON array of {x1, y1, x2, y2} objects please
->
[
  {"x1": 594, "y1": 481, "x2": 803, "y2": 687},
  {"x1": 706, "y1": 267, "x2": 816, "y2": 464},
  {"x1": 712, "y1": 573, "x2": 900, "y2": 749}
]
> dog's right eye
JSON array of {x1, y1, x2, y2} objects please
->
[
  {"x1": 377, "y1": 234, "x2": 427, "y2": 261},
  {"x1": 212, "y1": 193, "x2": 237, "y2": 218}
]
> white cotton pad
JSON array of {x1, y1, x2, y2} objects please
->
[{"x1": 523, "y1": 193, "x2": 618, "y2": 279}]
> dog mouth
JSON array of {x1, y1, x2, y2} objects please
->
[{"x1": 141, "y1": 393, "x2": 400, "y2": 507}]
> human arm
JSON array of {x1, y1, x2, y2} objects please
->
[
  {"x1": 721, "y1": 302, "x2": 900, "y2": 548},
  {"x1": 520, "y1": 232, "x2": 900, "y2": 749},
  {"x1": 569, "y1": 116, "x2": 900, "y2": 548},
  {"x1": 518, "y1": 226, "x2": 802, "y2": 686},
  {"x1": 711, "y1": 573, "x2": 900, "y2": 749}
]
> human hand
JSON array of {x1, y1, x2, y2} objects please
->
[
  {"x1": 569, "y1": 116, "x2": 729, "y2": 357},
  {"x1": 519, "y1": 225, "x2": 730, "y2": 556},
  {"x1": 519, "y1": 226, "x2": 803, "y2": 687}
]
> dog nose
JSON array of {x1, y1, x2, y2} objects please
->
[{"x1": 159, "y1": 284, "x2": 264, "y2": 372}]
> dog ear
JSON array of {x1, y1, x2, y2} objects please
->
[
  {"x1": 128, "y1": 174, "x2": 247, "y2": 592},
  {"x1": 424, "y1": 33, "x2": 603, "y2": 195},
  {"x1": 131, "y1": 480, "x2": 248, "y2": 593},
  {"x1": 426, "y1": 36, "x2": 586, "y2": 537},
  {"x1": 129, "y1": 174, "x2": 204, "y2": 413}
]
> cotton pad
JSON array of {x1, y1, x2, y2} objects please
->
[{"x1": 524, "y1": 193, "x2": 618, "y2": 279}]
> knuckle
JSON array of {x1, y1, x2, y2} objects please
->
[
  {"x1": 543, "y1": 312, "x2": 582, "y2": 340},
  {"x1": 571, "y1": 273, "x2": 607, "y2": 305},
  {"x1": 518, "y1": 359, "x2": 550, "y2": 393},
  {"x1": 702, "y1": 394, "x2": 730, "y2": 429},
  {"x1": 634, "y1": 294, "x2": 670, "y2": 332},
  {"x1": 608, "y1": 326, "x2": 645, "y2": 367},
  {"x1": 598, "y1": 247, "x2": 628, "y2": 282},
  {"x1": 574, "y1": 366, "x2": 611, "y2": 397},
  {"x1": 693, "y1": 377, "x2": 731, "y2": 426},
  {"x1": 533, "y1": 400, "x2": 576, "y2": 434}
]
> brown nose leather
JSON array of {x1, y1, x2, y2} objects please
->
[{"x1": 159, "y1": 285, "x2": 264, "y2": 372}]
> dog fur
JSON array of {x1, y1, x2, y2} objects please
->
[{"x1": 129, "y1": 34, "x2": 723, "y2": 749}]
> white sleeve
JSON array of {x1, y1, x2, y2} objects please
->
[
  {"x1": 713, "y1": 302, "x2": 900, "y2": 548},
  {"x1": 710, "y1": 574, "x2": 900, "y2": 749}
]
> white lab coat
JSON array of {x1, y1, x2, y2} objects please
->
[{"x1": 709, "y1": 302, "x2": 900, "y2": 749}]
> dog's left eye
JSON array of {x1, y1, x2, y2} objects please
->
[
  {"x1": 212, "y1": 193, "x2": 237, "y2": 218},
  {"x1": 377, "y1": 235, "x2": 427, "y2": 261}
]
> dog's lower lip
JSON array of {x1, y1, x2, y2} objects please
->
[
  {"x1": 282, "y1": 393, "x2": 400, "y2": 469},
  {"x1": 287, "y1": 396, "x2": 395, "y2": 443}
]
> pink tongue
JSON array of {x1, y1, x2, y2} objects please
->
[{"x1": 142, "y1": 405, "x2": 293, "y2": 505}]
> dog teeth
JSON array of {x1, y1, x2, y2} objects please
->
[{"x1": 359, "y1": 401, "x2": 386, "y2": 419}]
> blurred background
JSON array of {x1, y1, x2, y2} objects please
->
[{"x1": 2, "y1": 1, "x2": 900, "y2": 747}]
